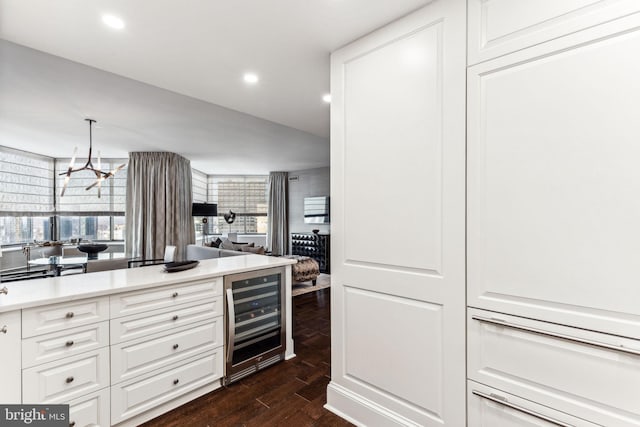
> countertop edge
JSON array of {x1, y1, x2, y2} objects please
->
[{"x1": 0, "y1": 255, "x2": 297, "y2": 313}]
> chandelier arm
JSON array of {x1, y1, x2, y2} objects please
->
[{"x1": 60, "y1": 118, "x2": 123, "y2": 196}]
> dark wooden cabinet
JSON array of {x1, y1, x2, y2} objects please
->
[{"x1": 290, "y1": 233, "x2": 330, "y2": 274}]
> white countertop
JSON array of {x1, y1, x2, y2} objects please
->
[{"x1": 0, "y1": 255, "x2": 296, "y2": 313}]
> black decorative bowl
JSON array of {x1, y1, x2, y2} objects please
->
[
  {"x1": 77, "y1": 244, "x2": 108, "y2": 260},
  {"x1": 164, "y1": 260, "x2": 199, "y2": 273}
]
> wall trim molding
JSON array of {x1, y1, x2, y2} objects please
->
[{"x1": 325, "y1": 381, "x2": 423, "y2": 427}]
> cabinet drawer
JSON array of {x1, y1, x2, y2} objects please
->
[
  {"x1": 468, "y1": 380, "x2": 598, "y2": 427},
  {"x1": 22, "y1": 297, "x2": 109, "y2": 338},
  {"x1": 111, "y1": 319, "x2": 223, "y2": 384},
  {"x1": 110, "y1": 298, "x2": 222, "y2": 344},
  {"x1": 468, "y1": 308, "x2": 640, "y2": 426},
  {"x1": 67, "y1": 388, "x2": 110, "y2": 427},
  {"x1": 0, "y1": 310, "x2": 22, "y2": 403},
  {"x1": 23, "y1": 347, "x2": 109, "y2": 403},
  {"x1": 111, "y1": 349, "x2": 223, "y2": 424},
  {"x1": 110, "y1": 278, "x2": 222, "y2": 318},
  {"x1": 22, "y1": 321, "x2": 109, "y2": 368}
]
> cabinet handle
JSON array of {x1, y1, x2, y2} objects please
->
[
  {"x1": 472, "y1": 390, "x2": 572, "y2": 427},
  {"x1": 0, "y1": 286, "x2": 8, "y2": 295},
  {"x1": 65, "y1": 312, "x2": 74, "y2": 319},
  {"x1": 173, "y1": 379, "x2": 179, "y2": 385},
  {"x1": 172, "y1": 292, "x2": 179, "y2": 298},
  {"x1": 472, "y1": 315, "x2": 640, "y2": 356},
  {"x1": 65, "y1": 340, "x2": 74, "y2": 347},
  {"x1": 1, "y1": 325, "x2": 7, "y2": 334},
  {"x1": 172, "y1": 315, "x2": 179, "y2": 321},
  {"x1": 65, "y1": 376, "x2": 74, "y2": 383},
  {"x1": 69, "y1": 421, "x2": 76, "y2": 427},
  {"x1": 226, "y1": 288, "x2": 236, "y2": 364},
  {"x1": 173, "y1": 343, "x2": 179, "y2": 350}
]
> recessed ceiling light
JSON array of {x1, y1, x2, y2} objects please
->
[
  {"x1": 243, "y1": 73, "x2": 259, "y2": 84},
  {"x1": 322, "y1": 94, "x2": 332, "y2": 103},
  {"x1": 102, "y1": 14, "x2": 125, "y2": 30}
]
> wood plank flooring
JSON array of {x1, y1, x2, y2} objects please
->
[{"x1": 141, "y1": 288, "x2": 353, "y2": 427}]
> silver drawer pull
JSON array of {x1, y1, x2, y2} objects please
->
[
  {"x1": 172, "y1": 315, "x2": 179, "y2": 321},
  {"x1": 0, "y1": 286, "x2": 8, "y2": 295},
  {"x1": 173, "y1": 378, "x2": 179, "y2": 385},
  {"x1": 65, "y1": 340, "x2": 74, "y2": 347},
  {"x1": 65, "y1": 312, "x2": 74, "y2": 319},
  {"x1": 472, "y1": 390, "x2": 573, "y2": 427},
  {"x1": 172, "y1": 292, "x2": 179, "y2": 298},
  {"x1": 472, "y1": 315, "x2": 640, "y2": 356},
  {"x1": 65, "y1": 376, "x2": 74, "y2": 383},
  {"x1": 1, "y1": 325, "x2": 7, "y2": 334}
]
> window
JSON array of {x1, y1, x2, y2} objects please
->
[
  {"x1": 0, "y1": 147, "x2": 55, "y2": 245},
  {"x1": 208, "y1": 176, "x2": 268, "y2": 234},
  {"x1": 54, "y1": 157, "x2": 127, "y2": 241},
  {"x1": 192, "y1": 169, "x2": 208, "y2": 203},
  {"x1": 0, "y1": 146, "x2": 127, "y2": 245}
]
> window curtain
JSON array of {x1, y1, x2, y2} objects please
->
[
  {"x1": 267, "y1": 171, "x2": 289, "y2": 256},
  {"x1": 125, "y1": 152, "x2": 194, "y2": 261}
]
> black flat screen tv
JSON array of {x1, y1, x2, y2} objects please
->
[{"x1": 192, "y1": 202, "x2": 218, "y2": 217}]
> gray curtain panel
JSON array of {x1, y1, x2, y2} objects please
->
[
  {"x1": 125, "y1": 152, "x2": 195, "y2": 261},
  {"x1": 267, "y1": 171, "x2": 289, "y2": 256}
]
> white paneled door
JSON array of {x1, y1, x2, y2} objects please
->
[{"x1": 326, "y1": 1, "x2": 466, "y2": 426}]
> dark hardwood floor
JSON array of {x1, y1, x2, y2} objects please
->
[{"x1": 141, "y1": 288, "x2": 353, "y2": 427}]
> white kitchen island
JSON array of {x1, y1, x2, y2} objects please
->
[{"x1": 0, "y1": 254, "x2": 296, "y2": 427}]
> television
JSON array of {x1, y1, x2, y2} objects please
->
[
  {"x1": 304, "y1": 196, "x2": 329, "y2": 224},
  {"x1": 192, "y1": 202, "x2": 218, "y2": 217}
]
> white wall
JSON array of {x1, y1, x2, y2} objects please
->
[{"x1": 287, "y1": 167, "x2": 330, "y2": 237}]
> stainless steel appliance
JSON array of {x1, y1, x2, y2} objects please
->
[{"x1": 223, "y1": 266, "x2": 286, "y2": 385}]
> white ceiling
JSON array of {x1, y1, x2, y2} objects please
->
[{"x1": 0, "y1": 0, "x2": 432, "y2": 174}]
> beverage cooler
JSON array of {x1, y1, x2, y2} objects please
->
[{"x1": 223, "y1": 266, "x2": 286, "y2": 385}]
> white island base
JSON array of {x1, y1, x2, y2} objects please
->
[{"x1": 0, "y1": 254, "x2": 296, "y2": 427}]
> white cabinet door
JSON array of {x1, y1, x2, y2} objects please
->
[
  {"x1": 327, "y1": 1, "x2": 466, "y2": 426},
  {"x1": 0, "y1": 310, "x2": 21, "y2": 403},
  {"x1": 467, "y1": 0, "x2": 640, "y2": 64},
  {"x1": 467, "y1": 15, "x2": 640, "y2": 338}
]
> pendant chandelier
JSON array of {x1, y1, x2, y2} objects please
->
[{"x1": 60, "y1": 118, "x2": 126, "y2": 198}]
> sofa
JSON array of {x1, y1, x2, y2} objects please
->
[{"x1": 185, "y1": 244, "x2": 249, "y2": 260}]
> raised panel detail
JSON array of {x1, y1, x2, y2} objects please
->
[
  {"x1": 111, "y1": 320, "x2": 222, "y2": 384},
  {"x1": 467, "y1": 26, "x2": 640, "y2": 337},
  {"x1": 468, "y1": 308, "x2": 640, "y2": 426},
  {"x1": 111, "y1": 350, "x2": 222, "y2": 424},
  {"x1": 343, "y1": 22, "x2": 443, "y2": 273},
  {"x1": 67, "y1": 388, "x2": 110, "y2": 427},
  {"x1": 344, "y1": 286, "x2": 443, "y2": 417},
  {"x1": 468, "y1": 381, "x2": 600, "y2": 427},
  {"x1": 468, "y1": 0, "x2": 640, "y2": 64}
]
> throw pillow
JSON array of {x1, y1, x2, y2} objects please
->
[
  {"x1": 220, "y1": 238, "x2": 236, "y2": 250},
  {"x1": 240, "y1": 245, "x2": 266, "y2": 255}
]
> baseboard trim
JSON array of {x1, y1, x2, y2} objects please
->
[{"x1": 325, "y1": 381, "x2": 422, "y2": 427}]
